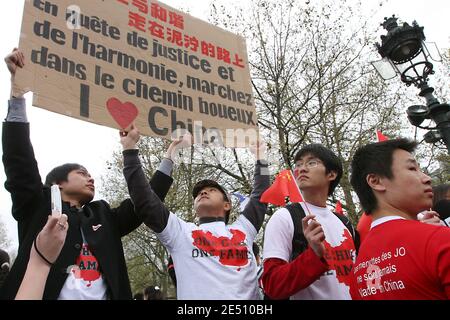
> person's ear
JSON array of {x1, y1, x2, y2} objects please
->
[
  {"x1": 366, "y1": 174, "x2": 386, "y2": 192},
  {"x1": 223, "y1": 201, "x2": 231, "y2": 212},
  {"x1": 327, "y1": 170, "x2": 337, "y2": 182},
  {"x1": 58, "y1": 181, "x2": 67, "y2": 192}
]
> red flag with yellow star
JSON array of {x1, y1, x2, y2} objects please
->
[{"x1": 260, "y1": 169, "x2": 303, "y2": 206}]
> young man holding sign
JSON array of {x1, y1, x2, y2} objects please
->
[
  {"x1": 120, "y1": 124, "x2": 270, "y2": 299},
  {"x1": 1, "y1": 49, "x2": 174, "y2": 300}
]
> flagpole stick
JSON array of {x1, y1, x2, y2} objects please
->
[{"x1": 290, "y1": 170, "x2": 313, "y2": 216}]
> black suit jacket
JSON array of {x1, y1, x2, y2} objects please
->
[{"x1": 0, "y1": 122, "x2": 173, "y2": 299}]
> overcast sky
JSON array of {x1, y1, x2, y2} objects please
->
[{"x1": 1, "y1": 0, "x2": 449, "y2": 252}]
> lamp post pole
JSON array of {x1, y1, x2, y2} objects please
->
[
  {"x1": 418, "y1": 84, "x2": 450, "y2": 153},
  {"x1": 373, "y1": 16, "x2": 450, "y2": 153}
]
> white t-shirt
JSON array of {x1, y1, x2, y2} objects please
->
[
  {"x1": 158, "y1": 212, "x2": 260, "y2": 300},
  {"x1": 263, "y1": 202, "x2": 356, "y2": 300},
  {"x1": 58, "y1": 235, "x2": 108, "y2": 300}
]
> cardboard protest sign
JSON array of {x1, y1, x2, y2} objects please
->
[{"x1": 13, "y1": 0, "x2": 258, "y2": 146}]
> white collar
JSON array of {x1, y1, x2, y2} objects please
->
[
  {"x1": 371, "y1": 215, "x2": 405, "y2": 229},
  {"x1": 301, "y1": 201, "x2": 329, "y2": 213}
]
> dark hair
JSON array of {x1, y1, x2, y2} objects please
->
[
  {"x1": 432, "y1": 184, "x2": 450, "y2": 208},
  {"x1": 350, "y1": 138, "x2": 418, "y2": 214},
  {"x1": 0, "y1": 248, "x2": 9, "y2": 267},
  {"x1": 45, "y1": 163, "x2": 85, "y2": 186},
  {"x1": 294, "y1": 144, "x2": 343, "y2": 196},
  {"x1": 144, "y1": 285, "x2": 163, "y2": 300}
]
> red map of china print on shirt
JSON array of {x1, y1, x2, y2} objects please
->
[
  {"x1": 191, "y1": 229, "x2": 249, "y2": 268},
  {"x1": 71, "y1": 244, "x2": 102, "y2": 287},
  {"x1": 323, "y1": 229, "x2": 356, "y2": 287}
]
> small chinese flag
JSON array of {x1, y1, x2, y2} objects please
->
[
  {"x1": 376, "y1": 130, "x2": 388, "y2": 142},
  {"x1": 335, "y1": 200, "x2": 345, "y2": 216},
  {"x1": 261, "y1": 169, "x2": 303, "y2": 206}
]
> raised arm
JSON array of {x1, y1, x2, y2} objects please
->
[
  {"x1": 120, "y1": 125, "x2": 183, "y2": 233},
  {"x1": 241, "y1": 141, "x2": 270, "y2": 232},
  {"x1": 3, "y1": 49, "x2": 44, "y2": 223}
]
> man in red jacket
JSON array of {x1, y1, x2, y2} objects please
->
[{"x1": 350, "y1": 138, "x2": 450, "y2": 299}]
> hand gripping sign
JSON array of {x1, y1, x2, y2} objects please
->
[{"x1": 13, "y1": 0, "x2": 259, "y2": 147}]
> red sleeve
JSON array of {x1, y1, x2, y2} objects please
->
[
  {"x1": 261, "y1": 247, "x2": 329, "y2": 299},
  {"x1": 428, "y1": 228, "x2": 450, "y2": 298}
]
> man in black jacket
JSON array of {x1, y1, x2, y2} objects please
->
[{"x1": 0, "y1": 49, "x2": 174, "y2": 300}]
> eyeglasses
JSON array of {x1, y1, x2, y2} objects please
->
[{"x1": 294, "y1": 159, "x2": 322, "y2": 170}]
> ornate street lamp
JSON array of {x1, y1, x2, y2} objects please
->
[{"x1": 371, "y1": 16, "x2": 450, "y2": 153}]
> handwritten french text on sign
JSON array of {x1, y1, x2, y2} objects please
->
[{"x1": 14, "y1": 0, "x2": 257, "y2": 146}]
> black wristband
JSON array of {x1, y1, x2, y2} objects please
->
[{"x1": 33, "y1": 235, "x2": 54, "y2": 266}]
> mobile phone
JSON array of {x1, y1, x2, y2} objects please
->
[{"x1": 51, "y1": 184, "x2": 62, "y2": 214}]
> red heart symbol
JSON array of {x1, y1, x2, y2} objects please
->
[{"x1": 106, "y1": 98, "x2": 138, "y2": 129}]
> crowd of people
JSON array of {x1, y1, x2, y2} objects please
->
[{"x1": 1, "y1": 49, "x2": 449, "y2": 300}]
